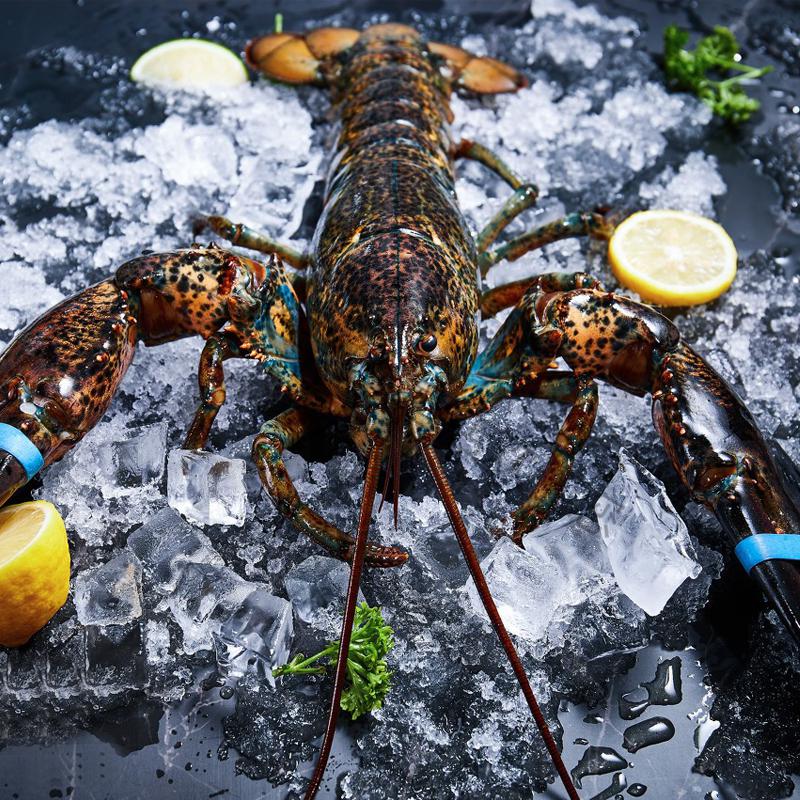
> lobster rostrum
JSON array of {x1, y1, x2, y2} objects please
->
[{"x1": 2, "y1": 21, "x2": 800, "y2": 800}]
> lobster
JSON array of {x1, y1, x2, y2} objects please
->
[{"x1": 1, "y1": 21, "x2": 799, "y2": 800}]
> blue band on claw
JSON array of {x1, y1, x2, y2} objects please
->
[
  {"x1": 735, "y1": 534, "x2": 800, "y2": 573},
  {"x1": 0, "y1": 422, "x2": 44, "y2": 481}
]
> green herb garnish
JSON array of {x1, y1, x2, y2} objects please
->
[
  {"x1": 273, "y1": 602, "x2": 394, "y2": 719},
  {"x1": 663, "y1": 25, "x2": 772, "y2": 123}
]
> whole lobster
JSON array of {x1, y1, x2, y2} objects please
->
[{"x1": 1, "y1": 22, "x2": 798, "y2": 800}]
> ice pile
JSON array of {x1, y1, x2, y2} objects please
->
[
  {"x1": 167, "y1": 449, "x2": 248, "y2": 526},
  {"x1": 596, "y1": 451, "x2": 701, "y2": 616}
]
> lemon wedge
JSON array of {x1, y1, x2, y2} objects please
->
[
  {"x1": 0, "y1": 501, "x2": 70, "y2": 647},
  {"x1": 130, "y1": 39, "x2": 248, "y2": 89},
  {"x1": 608, "y1": 209, "x2": 737, "y2": 306}
]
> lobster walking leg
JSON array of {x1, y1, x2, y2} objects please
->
[
  {"x1": 480, "y1": 271, "x2": 603, "y2": 317},
  {"x1": 454, "y1": 139, "x2": 539, "y2": 254},
  {"x1": 512, "y1": 374, "x2": 598, "y2": 541},
  {"x1": 252, "y1": 406, "x2": 407, "y2": 568},
  {"x1": 479, "y1": 210, "x2": 613, "y2": 274},
  {"x1": 193, "y1": 215, "x2": 309, "y2": 269},
  {"x1": 183, "y1": 331, "x2": 244, "y2": 450}
]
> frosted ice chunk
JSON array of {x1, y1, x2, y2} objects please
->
[
  {"x1": 639, "y1": 152, "x2": 726, "y2": 216},
  {"x1": 0, "y1": 261, "x2": 65, "y2": 332},
  {"x1": 168, "y1": 563, "x2": 254, "y2": 654},
  {"x1": 74, "y1": 551, "x2": 143, "y2": 627},
  {"x1": 464, "y1": 515, "x2": 615, "y2": 645},
  {"x1": 284, "y1": 555, "x2": 364, "y2": 630},
  {"x1": 167, "y1": 449, "x2": 248, "y2": 526},
  {"x1": 595, "y1": 451, "x2": 701, "y2": 616},
  {"x1": 127, "y1": 507, "x2": 223, "y2": 592},
  {"x1": 215, "y1": 590, "x2": 293, "y2": 686},
  {"x1": 95, "y1": 421, "x2": 167, "y2": 497}
]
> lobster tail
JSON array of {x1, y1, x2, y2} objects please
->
[
  {"x1": 303, "y1": 440, "x2": 384, "y2": 800},
  {"x1": 245, "y1": 27, "x2": 359, "y2": 85},
  {"x1": 421, "y1": 443, "x2": 580, "y2": 800}
]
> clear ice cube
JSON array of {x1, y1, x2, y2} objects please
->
[
  {"x1": 127, "y1": 507, "x2": 224, "y2": 592},
  {"x1": 595, "y1": 451, "x2": 702, "y2": 616},
  {"x1": 167, "y1": 449, "x2": 248, "y2": 527},
  {"x1": 464, "y1": 515, "x2": 615, "y2": 647},
  {"x1": 94, "y1": 421, "x2": 167, "y2": 496},
  {"x1": 73, "y1": 551, "x2": 143, "y2": 627},
  {"x1": 167, "y1": 563, "x2": 254, "y2": 654},
  {"x1": 215, "y1": 589, "x2": 294, "y2": 686},
  {"x1": 284, "y1": 555, "x2": 363, "y2": 631}
]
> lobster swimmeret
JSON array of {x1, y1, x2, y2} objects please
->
[{"x1": 1, "y1": 22, "x2": 799, "y2": 799}]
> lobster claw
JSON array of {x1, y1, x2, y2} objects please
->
[{"x1": 752, "y1": 441, "x2": 800, "y2": 642}]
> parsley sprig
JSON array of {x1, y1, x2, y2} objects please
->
[
  {"x1": 273, "y1": 602, "x2": 394, "y2": 719},
  {"x1": 663, "y1": 25, "x2": 772, "y2": 123}
]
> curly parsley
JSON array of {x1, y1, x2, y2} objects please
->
[
  {"x1": 273, "y1": 602, "x2": 394, "y2": 719},
  {"x1": 663, "y1": 25, "x2": 772, "y2": 123}
]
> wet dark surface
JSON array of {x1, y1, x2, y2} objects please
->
[{"x1": 1, "y1": 0, "x2": 800, "y2": 799}]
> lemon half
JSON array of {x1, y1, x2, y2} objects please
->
[
  {"x1": 130, "y1": 39, "x2": 248, "y2": 89},
  {"x1": 0, "y1": 501, "x2": 70, "y2": 647},
  {"x1": 608, "y1": 209, "x2": 738, "y2": 306}
]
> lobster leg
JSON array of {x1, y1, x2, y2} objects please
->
[
  {"x1": 193, "y1": 215, "x2": 309, "y2": 269},
  {"x1": 454, "y1": 139, "x2": 539, "y2": 254},
  {"x1": 183, "y1": 331, "x2": 244, "y2": 450},
  {"x1": 252, "y1": 406, "x2": 407, "y2": 568},
  {"x1": 480, "y1": 272, "x2": 603, "y2": 317},
  {"x1": 479, "y1": 210, "x2": 614, "y2": 275},
  {"x1": 511, "y1": 374, "x2": 598, "y2": 541}
]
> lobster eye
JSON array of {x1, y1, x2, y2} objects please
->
[{"x1": 417, "y1": 334, "x2": 437, "y2": 353}]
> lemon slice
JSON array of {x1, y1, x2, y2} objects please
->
[
  {"x1": 130, "y1": 39, "x2": 248, "y2": 89},
  {"x1": 0, "y1": 501, "x2": 70, "y2": 647},
  {"x1": 608, "y1": 209, "x2": 738, "y2": 306}
]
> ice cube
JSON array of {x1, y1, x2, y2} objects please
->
[
  {"x1": 284, "y1": 555, "x2": 364, "y2": 630},
  {"x1": 464, "y1": 515, "x2": 615, "y2": 646},
  {"x1": 127, "y1": 507, "x2": 224, "y2": 592},
  {"x1": 84, "y1": 622, "x2": 146, "y2": 689},
  {"x1": 215, "y1": 589, "x2": 294, "y2": 686},
  {"x1": 74, "y1": 551, "x2": 143, "y2": 627},
  {"x1": 167, "y1": 562, "x2": 254, "y2": 654},
  {"x1": 167, "y1": 449, "x2": 248, "y2": 527},
  {"x1": 94, "y1": 421, "x2": 167, "y2": 497},
  {"x1": 595, "y1": 451, "x2": 702, "y2": 616}
]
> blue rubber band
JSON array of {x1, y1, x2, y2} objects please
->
[
  {"x1": 735, "y1": 534, "x2": 800, "y2": 573},
  {"x1": 0, "y1": 422, "x2": 44, "y2": 481}
]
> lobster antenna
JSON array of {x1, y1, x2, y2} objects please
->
[
  {"x1": 377, "y1": 402, "x2": 405, "y2": 528},
  {"x1": 421, "y1": 443, "x2": 581, "y2": 800},
  {"x1": 303, "y1": 440, "x2": 384, "y2": 800},
  {"x1": 391, "y1": 402, "x2": 405, "y2": 527}
]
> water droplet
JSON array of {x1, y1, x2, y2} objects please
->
[
  {"x1": 590, "y1": 771, "x2": 627, "y2": 800},
  {"x1": 219, "y1": 685, "x2": 234, "y2": 699},
  {"x1": 574, "y1": 737, "x2": 589, "y2": 745},
  {"x1": 619, "y1": 657, "x2": 682, "y2": 720},
  {"x1": 584, "y1": 713, "x2": 604, "y2": 724},
  {"x1": 623, "y1": 717, "x2": 676, "y2": 753},
  {"x1": 628, "y1": 784, "x2": 647, "y2": 796},
  {"x1": 571, "y1": 746, "x2": 629, "y2": 788}
]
